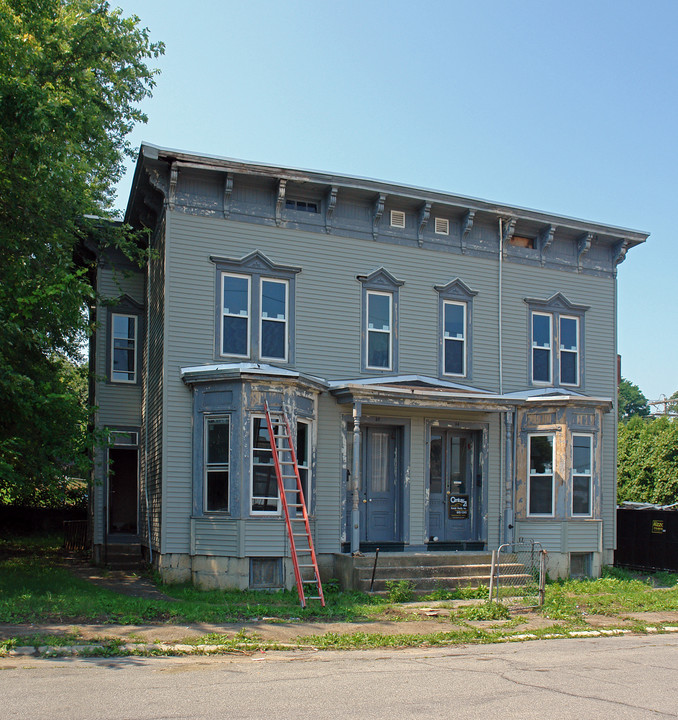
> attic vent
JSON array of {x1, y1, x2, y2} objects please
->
[
  {"x1": 509, "y1": 235, "x2": 535, "y2": 249},
  {"x1": 434, "y1": 217, "x2": 449, "y2": 235},
  {"x1": 390, "y1": 210, "x2": 406, "y2": 228}
]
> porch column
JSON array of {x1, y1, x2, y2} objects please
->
[
  {"x1": 504, "y1": 410, "x2": 515, "y2": 544},
  {"x1": 351, "y1": 401, "x2": 362, "y2": 554}
]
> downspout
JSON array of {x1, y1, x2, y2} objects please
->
[
  {"x1": 351, "y1": 402, "x2": 362, "y2": 554},
  {"x1": 144, "y1": 242, "x2": 153, "y2": 563},
  {"x1": 498, "y1": 218, "x2": 505, "y2": 545}
]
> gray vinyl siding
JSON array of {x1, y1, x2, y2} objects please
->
[
  {"x1": 191, "y1": 518, "x2": 239, "y2": 555},
  {"x1": 601, "y1": 411, "x2": 616, "y2": 551},
  {"x1": 514, "y1": 520, "x2": 602, "y2": 553},
  {"x1": 244, "y1": 519, "x2": 288, "y2": 556},
  {"x1": 314, "y1": 393, "x2": 343, "y2": 553}
]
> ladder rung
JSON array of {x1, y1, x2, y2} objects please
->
[
  {"x1": 298, "y1": 563, "x2": 316, "y2": 567},
  {"x1": 306, "y1": 596, "x2": 322, "y2": 600}
]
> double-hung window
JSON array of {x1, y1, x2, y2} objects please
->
[
  {"x1": 297, "y1": 420, "x2": 311, "y2": 507},
  {"x1": 443, "y1": 301, "x2": 466, "y2": 376},
  {"x1": 359, "y1": 268, "x2": 403, "y2": 373},
  {"x1": 204, "y1": 416, "x2": 230, "y2": 512},
  {"x1": 528, "y1": 434, "x2": 554, "y2": 516},
  {"x1": 213, "y1": 251, "x2": 299, "y2": 364},
  {"x1": 111, "y1": 313, "x2": 138, "y2": 383},
  {"x1": 251, "y1": 416, "x2": 279, "y2": 514},
  {"x1": 572, "y1": 434, "x2": 592, "y2": 516},
  {"x1": 526, "y1": 294, "x2": 588, "y2": 387},
  {"x1": 366, "y1": 291, "x2": 392, "y2": 370},
  {"x1": 436, "y1": 278, "x2": 476, "y2": 380}
]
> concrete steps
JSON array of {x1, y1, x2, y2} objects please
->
[{"x1": 106, "y1": 540, "x2": 144, "y2": 571}]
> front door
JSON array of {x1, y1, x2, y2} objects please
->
[
  {"x1": 108, "y1": 448, "x2": 138, "y2": 534},
  {"x1": 428, "y1": 430, "x2": 479, "y2": 543},
  {"x1": 361, "y1": 426, "x2": 400, "y2": 543}
]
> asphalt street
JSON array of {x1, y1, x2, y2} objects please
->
[{"x1": 1, "y1": 634, "x2": 677, "y2": 720}]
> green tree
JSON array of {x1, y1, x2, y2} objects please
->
[
  {"x1": 618, "y1": 416, "x2": 678, "y2": 505},
  {"x1": 618, "y1": 378, "x2": 650, "y2": 422},
  {"x1": 0, "y1": 0, "x2": 163, "y2": 504}
]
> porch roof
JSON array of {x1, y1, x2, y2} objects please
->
[{"x1": 180, "y1": 362, "x2": 328, "y2": 392}]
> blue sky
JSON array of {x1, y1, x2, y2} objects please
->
[{"x1": 112, "y1": 0, "x2": 677, "y2": 402}]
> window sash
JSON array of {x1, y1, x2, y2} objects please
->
[
  {"x1": 559, "y1": 315, "x2": 579, "y2": 385},
  {"x1": 366, "y1": 291, "x2": 392, "y2": 370},
  {"x1": 443, "y1": 301, "x2": 466, "y2": 376},
  {"x1": 572, "y1": 434, "x2": 592, "y2": 516},
  {"x1": 221, "y1": 273, "x2": 251, "y2": 357},
  {"x1": 260, "y1": 278, "x2": 288, "y2": 361},
  {"x1": 528, "y1": 434, "x2": 554, "y2": 516},
  {"x1": 297, "y1": 420, "x2": 311, "y2": 507},
  {"x1": 251, "y1": 416, "x2": 279, "y2": 515},
  {"x1": 204, "y1": 416, "x2": 230, "y2": 512},
  {"x1": 532, "y1": 312, "x2": 552, "y2": 383},
  {"x1": 111, "y1": 313, "x2": 137, "y2": 383}
]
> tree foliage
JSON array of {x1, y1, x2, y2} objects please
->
[
  {"x1": 0, "y1": 0, "x2": 163, "y2": 504},
  {"x1": 617, "y1": 417, "x2": 678, "y2": 505},
  {"x1": 618, "y1": 378, "x2": 650, "y2": 422}
]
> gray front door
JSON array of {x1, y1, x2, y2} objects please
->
[
  {"x1": 361, "y1": 426, "x2": 400, "y2": 543},
  {"x1": 428, "y1": 430, "x2": 479, "y2": 543}
]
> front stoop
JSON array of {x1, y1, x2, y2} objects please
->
[
  {"x1": 335, "y1": 552, "x2": 498, "y2": 596},
  {"x1": 106, "y1": 536, "x2": 144, "y2": 571}
]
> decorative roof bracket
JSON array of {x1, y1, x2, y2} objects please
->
[
  {"x1": 539, "y1": 225, "x2": 556, "y2": 266},
  {"x1": 372, "y1": 193, "x2": 385, "y2": 240},
  {"x1": 577, "y1": 232, "x2": 593, "y2": 272},
  {"x1": 275, "y1": 179, "x2": 287, "y2": 226},
  {"x1": 460, "y1": 209, "x2": 475, "y2": 254},
  {"x1": 325, "y1": 185, "x2": 338, "y2": 234},
  {"x1": 223, "y1": 172, "x2": 233, "y2": 218},
  {"x1": 417, "y1": 201, "x2": 431, "y2": 246},
  {"x1": 168, "y1": 161, "x2": 178, "y2": 210},
  {"x1": 613, "y1": 238, "x2": 630, "y2": 267}
]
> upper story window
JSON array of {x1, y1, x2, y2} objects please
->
[
  {"x1": 212, "y1": 251, "x2": 300, "y2": 364},
  {"x1": 572, "y1": 434, "x2": 592, "y2": 516},
  {"x1": 286, "y1": 199, "x2": 319, "y2": 213},
  {"x1": 525, "y1": 293, "x2": 588, "y2": 387},
  {"x1": 435, "y1": 278, "x2": 477, "y2": 380},
  {"x1": 358, "y1": 268, "x2": 404, "y2": 373},
  {"x1": 111, "y1": 313, "x2": 138, "y2": 383},
  {"x1": 528, "y1": 434, "x2": 554, "y2": 516},
  {"x1": 204, "y1": 416, "x2": 230, "y2": 512}
]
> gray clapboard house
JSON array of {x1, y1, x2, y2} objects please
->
[{"x1": 89, "y1": 143, "x2": 647, "y2": 587}]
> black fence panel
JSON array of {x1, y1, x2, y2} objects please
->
[{"x1": 615, "y1": 508, "x2": 678, "y2": 572}]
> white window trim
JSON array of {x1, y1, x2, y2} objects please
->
[
  {"x1": 531, "y1": 311, "x2": 552, "y2": 384},
  {"x1": 297, "y1": 419, "x2": 312, "y2": 510},
  {"x1": 259, "y1": 277, "x2": 289, "y2": 363},
  {"x1": 111, "y1": 312, "x2": 137, "y2": 384},
  {"x1": 366, "y1": 290, "x2": 393, "y2": 371},
  {"x1": 442, "y1": 300, "x2": 466, "y2": 377},
  {"x1": 571, "y1": 433, "x2": 592, "y2": 517},
  {"x1": 559, "y1": 315, "x2": 579, "y2": 387},
  {"x1": 221, "y1": 272, "x2": 251, "y2": 359},
  {"x1": 250, "y1": 414, "x2": 281, "y2": 516},
  {"x1": 528, "y1": 434, "x2": 555, "y2": 517},
  {"x1": 204, "y1": 415, "x2": 230, "y2": 513}
]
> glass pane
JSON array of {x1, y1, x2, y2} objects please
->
[
  {"x1": 223, "y1": 316, "x2": 248, "y2": 355},
  {"x1": 261, "y1": 280, "x2": 286, "y2": 320},
  {"x1": 449, "y1": 436, "x2": 467, "y2": 493},
  {"x1": 252, "y1": 466, "x2": 278, "y2": 499},
  {"x1": 252, "y1": 419, "x2": 270, "y2": 449},
  {"x1": 533, "y1": 314, "x2": 550, "y2": 347},
  {"x1": 530, "y1": 476, "x2": 553, "y2": 514},
  {"x1": 370, "y1": 432, "x2": 389, "y2": 493},
  {"x1": 445, "y1": 338, "x2": 463, "y2": 374},
  {"x1": 207, "y1": 419, "x2": 229, "y2": 464},
  {"x1": 223, "y1": 275, "x2": 249, "y2": 316},
  {"x1": 253, "y1": 448, "x2": 273, "y2": 465},
  {"x1": 530, "y1": 436, "x2": 553, "y2": 474},
  {"x1": 113, "y1": 347, "x2": 134, "y2": 373},
  {"x1": 444, "y1": 303, "x2": 464, "y2": 339},
  {"x1": 261, "y1": 319, "x2": 285, "y2": 359},
  {"x1": 368, "y1": 293, "x2": 390, "y2": 331},
  {"x1": 573, "y1": 436, "x2": 591, "y2": 474},
  {"x1": 206, "y1": 471, "x2": 229, "y2": 512},
  {"x1": 113, "y1": 315, "x2": 135, "y2": 339},
  {"x1": 573, "y1": 476, "x2": 591, "y2": 515},
  {"x1": 561, "y1": 350, "x2": 577, "y2": 384},
  {"x1": 368, "y1": 331, "x2": 389, "y2": 368},
  {"x1": 560, "y1": 317, "x2": 577, "y2": 350},
  {"x1": 297, "y1": 423, "x2": 308, "y2": 467},
  {"x1": 533, "y1": 348, "x2": 550, "y2": 382},
  {"x1": 430, "y1": 434, "x2": 442, "y2": 494}
]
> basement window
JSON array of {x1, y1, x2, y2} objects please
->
[{"x1": 250, "y1": 558, "x2": 283, "y2": 588}]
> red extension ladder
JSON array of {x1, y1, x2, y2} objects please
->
[{"x1": 264, "y1": 402, "x2": 325, "y2": 608}]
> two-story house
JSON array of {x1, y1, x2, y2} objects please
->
[{"x1": 89, "y1": 143, "x2": 646, "y2": 588}]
